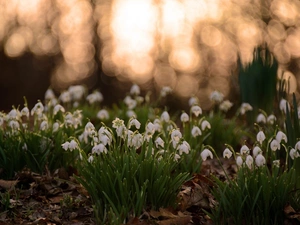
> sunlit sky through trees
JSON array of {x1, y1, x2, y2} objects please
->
[{"x1": 0, "y1": 0, "x2": 299, "y2": 108}]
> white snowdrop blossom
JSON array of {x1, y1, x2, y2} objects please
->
[
  {"x1": 290, "y1": 148, "x2": 300, "y2": 160},
  {"x1": 52, "y1": 122, "x2": 60, "y2": 133},
  {"x1": 85, "y1": 122, "x2": 96, "y2": 136},
  {"x1": 256, "y1": 131, "x2": 266, "y2": 145},
  {"x1": 253, "y1": 146, "x2": 262, "y2": 158},
  {"x1": 276, "y1": 131, "x2": 287, "y2": 143},
  {"x1": 92, "y1": 143, "x2": 107, "y2": 154},
  {"x1": 129, "y1": 118, "x2": 141, "y2": 129},
  {"x1": 97, "y1": 109, "x2": 109, "y2": 120},
  {"x1": 40, "y1": 120, "x2": 49, "y2": 131},
  {"x1": 0, "y1": 116, "x2": 4, "y2": 127},
  {"x1": 126, "y1": 110, "x2": 136, "y2": 118},
  {"x1": 236, "y1": 156, "x2": 243, "y2": 167},
  {"x1": 201, "y1": 149, "x2": 213, "y2": 161},
  {"x1": 9, "y1": 120, "x2": 20, "y2": 130},
  {"x1": 171, "y1": 129, "x2": 182, "y2": 148},
  {"x1": 174, "y1": 154, "x2": 181, "y2": 162},
  {"x1": 88, "y1": 155, "x2": 94, "y2": 163},
  {"x1": 124, "y1": 96, "x2": 137, "y2": 109},
  {"x1": 53, "y1": 104, "x2": 65, "y2": 115},
  {"x1": 240, "y1": 103, "x2": 253, "y2": 115},
  {"x1": 69, "y1": 140, "x2": 78, "y2": 151},
  {"x1": 295, "y1": 141, "x2": 300, "y2": 151},
  {"x1": 130, "y1": 133, "x2": 143, "y2": 149},
  {"x1": 153, "y1": 119, "x2": 162, "y2": 132},
  {"x1": 267, "y1": 114, "x2": 276, "y2": 124},
  {"x1": 130, "y1": 84, "x2": 140, "y2": 95},
  {"x1": 223, "y1": 148, "x2": 232, "y2": 159},
  {"x1": 61, "y1": 141, "x2": 70, "y2": 151},
  {"x1": 59, "y1": 91, "x2": 71, "y2": 103},
  {"x1": 270, "y1": 139, "x2": 280, "y2": 151},
  {"x1": 273, "y1": 160, "x2": 280, "y2": 167},
  {"x1": 86, "y1": 91, "x2": 103, "y2": 104},
  {"x1": 144, "y1": 122, "x2": 156, "y2": 141},
  {"x1": 178, "y1": 141, "x2": 190, "y2": 155},
  {"x1": 188, "y1": 96, "x2": 199, "y2": 106},
  {"x1": 45, "y1": 88, "x2": 55, "y2": 100},
  {"x1": 7, "y1": 109, "x2": 20, "y2": 121},
  {"x1": 31, "y1": 102, "x2": 44, "y2": 116},
  {"x1": 72, "y1": 110, "x2": 83, "y2": 129},
  {"x1": 240, "y1": 145, "x2": 250, "y2": 155},
  {"x1": 20, "y1": 107, "x2": 29, "y2": 118},
  {"x1": 180, "y1": 112, "x2": 189, "y2": 123},
  {"x1": 68, "y1": 85, "x2": 86, "y2": 101},
  {"x1": 255, "y1": 154, "x2": 266, "y2": 167},
  {"x1": 191, "y1": 126, "x2": 202, "y2": 137},
  {"x1": 256, "y1": 113, "x2": 266, "y2": 124},
  {"x1": 191, "y1": 105, "x2": 202, "y2": 117},
  {"x1": 64, "y1": 112, "x2": 74, "y2": 127},
  {"x1": 160, "y1": 111, "x2": 170, "y2": 122},
  {"x1": 201, "y1": 120, "x2": 211, "y2": 131},
  {"x1": 246, "y1": 155, "x2": 254, "y2": 169},
  {"x1": 279, "y1": 99, "x2": 290, "y2": 114},
  {"x1": 210, "y1": 90, "x2": 224, "y2": 103},
  {"x1": 155, "y1": 137, "x2": 164, "y2": 148},
  {"x1": 160, "y1": 86, "x2": 172, "y2": 97},
  {"x1": 219, "y1": 100, "x2": 233, "y2": 112}
]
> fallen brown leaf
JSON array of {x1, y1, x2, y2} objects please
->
[{"x1": 0, "y1": 179, "x2": 18, "y2": 190}]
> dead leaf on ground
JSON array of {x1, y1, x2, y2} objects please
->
[{"x1": 0, "y1": 179, "x2": 18, "y2": 190}]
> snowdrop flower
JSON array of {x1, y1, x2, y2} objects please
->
[
  {"x1": 201, "y1": 120, "x2": 211, "y2": 131},
  {"x1": 191, "y1": 105, "x2": 202, "y2": 117},
  {"x1": 236, "y1": 156, "x2": 243, "y2": 167},
  {"x1": 270, "y1": 139, "x2": 280, "y2": 151},
  {"x1": 155, "y1": 137, "x2": 164, "y2": 148},
  {"x1": 267, "y1": 114, "x2": 276, "y2": 125},
  {"x1": 219, "y1": 100, "x2": 233, "y2": 112},
  {"x1": 61, "y1": 141, "x2": 70, "y2": 151},
  {"x1": 9, "y1": 120, "x2": 20, "y2": 130},
  {"x1": 290, "y1": 148, "x2": 300, "y2": 160},
  {"x1": 85, "y1": 122, "x2": 96, "y2": 136},
  {"x1": 52, "y1": 122, "x2": 60, "y2": 133},
  {"x1": 144, "y1": 122, "x2": 156, "y2": 141},
  {"x1": 40, "y1": 120, "x2": 49, "y2": 131},
  {"x1": 279, "y1": 99, "x2": 290, "y2": 114},
  {"x1": 126, "y1": 110, "x2": 136, "y2": 118},
  {"x1": 273, "y1": 160, "x2": 280, "y2": 167},
  {"x1": 92, "y1": 143, "x2": 107, "y2": 154},
  {"x1": 255, "y1": 154, "x2": 266, "y2": 167},
  {"x1": 174, "y1": 154, "x2": 181, "y2": 162},
  {"x1": 72, "y1": 110, "x2": 83, "y2": 129},
  {"x1": 59, "y1": 91, "x2": 71, "y2": 103},
  {"x1": 180, "y1": 112, "x2": 189, "y2": 123},
  {"x1": 129, "y1": 118, "x2": 141, "y2": 129},
  {"x1": 64, "y1": 112, "x2": 74, "y2": 128},
  {"x1": 160, "y1": 111, "x2": 170, "y2": 122},
  {"x1": 22, "y1": 143, "x2": 28, "y2": 151},
  {"x1": 253, "y1": 146, "x2": 262, "y2": 158},
  {"x1": 240, "y1": 103, "x2": 253, "y2": 115},
  {"x1": 201, "y1": 149, "x2": 213, "y2": 161},
  {"x1": 210, "y1": 90, "x2": 224, "y2": 103},
  {"x1": 86, "y1": 91, "x2": 103, "y2": 104},
  {"x1": 160, "y1": 86, "x2": 172, "y2": 97},
  {"x1": 124, "y1": 96, "x2": 137, "y2": 109},
  {"x1": 21, "y1": 107, "x2": 29, "y2": 118},
  {"x1": 7, "y1": 109, "x2": 20, "y2": 121},
  {"x1": 45, "y1": 88, "x2": 55, "y2": 100},
  {"x1": 191, "y1": 126, "x2": 202, "y2": 137},
  {"x1": 246, "y1": 155, "x2": 254, "y2": 169},
  {"x1": 130, "y1": 84, "x2": 140, "y2": 95},
  {"x1": 223, "y1": 148, "x2": 232, "y2": 159},
  {"x1": 153, "y1": 119, "x2": 162, "y2": 132},
  {"x1": 88, "y1": 155, "x2": 94, "y2": 163},
  {"x1": 130, "y1": 133, "x2": 143, "y2": 149},
  {"x1": 31, "y1": 102, "x2": 44, "y2": 116},
  {"x1": 256, "y1": 113, "x2": 266, "y2": 124},
  {"x1": 68, "y1": 85, "x2": 86, "y2": 101},
  {"x1": 256, "y1": 131, "x2": 266, "y2": 145},
  {"x1": 295, "y1": 141, "x2": 300, "y2": 151},
  {"x1": 240, "y1": 145, "x2": 250, "y2": 155},
  {"x1": 69, "y1": 140, "x2": 78, "y2": 151},
  {"x1": 0, "y1": 115, "x2": 4, "y2": 127},
  {"x1": 79, "y1": 131, "x2": 89, "y2": 144},
  {"x1": 171, "y1": 129, "x2": 182, "y2": 148},
  {"x1": 189, "y1": 97, "x2": 199, "y2": 106},
  {"x1": 97, "y1": 109, "x2": 109, "y2": 120},
  {"x1": 276, "y1": 131, "x2": 287, "y2": 143},
  {"x1": 53, "y1": 104, "x2": 65, "y2": 115},
  {"x1": 177, "y1": 141, "x2": 190, "y2": 155}
]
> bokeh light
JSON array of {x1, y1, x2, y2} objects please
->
[{"x1": 1, "y1": 0, "x2": 300, "y2": 105}]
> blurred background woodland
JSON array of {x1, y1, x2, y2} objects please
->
[{"x1": 0, "y1": 0, "x2": 300, "y2": 111}]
